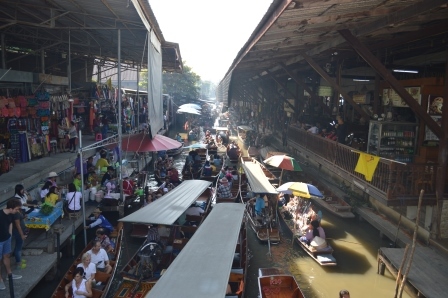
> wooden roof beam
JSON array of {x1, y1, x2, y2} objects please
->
[
  {"x1": 338, "y1": 28, "x2": 443, "y2": 139},
  {"x1": 279, "y1": 62, "x2": 332, "y2": 116},
  {"x1": 264, "y1": 69, "x2": 296, "y2": 111},
  {"x1": 298, "y1": 50, "x2": 370, "y2": 120}
]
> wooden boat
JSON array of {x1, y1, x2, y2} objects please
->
[
  {"x1": 113, "y1": 180, "x2": 214, "y2": 297},
  {"x1": 166, "y1": 142, "x2": 184, "y2": 157},
  {"x1": 51, "y1": 222, "x2": 124, "y2": 298},
  {"x1": 146, "y1": 203, "x2": 247, "y2": 298},
  {"x1": 298, "y1": 176, "x2": 355, "y2": 218},
  {"x1": 278, "y1": 200, "x2": 337, "y2": 266},
  {"x1": 258, "y1": 268, "x2": 305, "y2": 298},
  {"x1": 237, "y1": 125, "x2": 254, "y2": 149},
  {"x1": 240, "y1": 158, "x2": 280, "y2": 244}
]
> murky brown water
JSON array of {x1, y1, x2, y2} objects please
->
[{"x1": 246, "y1": 208, "x2": 411, "y2": 298}]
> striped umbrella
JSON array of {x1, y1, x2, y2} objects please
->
[{"x1": 263, "y1": 155, "x2": 302, "y2": 185}]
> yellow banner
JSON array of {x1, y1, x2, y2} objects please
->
[{"x1": 354, "y1": 152, "x2": 380, "y2": 182}]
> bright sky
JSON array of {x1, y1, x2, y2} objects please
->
[{"x1": 149, "y1": 0, "x2": 274, "y2": 84}]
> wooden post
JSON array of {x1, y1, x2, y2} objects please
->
[
  {"x1": 398, "y1": 190, "x2": 424, "y2": 297},
  {"x1": 394, "y1": 244, "x2": 410, "y2": 298}
]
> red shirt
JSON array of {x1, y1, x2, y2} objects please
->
[{"x1": 122, "y1": 179, "x2": 135, "y2": 195}]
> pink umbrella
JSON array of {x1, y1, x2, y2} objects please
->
[{"x1": 121, "y1": 133, "x2": 182, "y2": 152}]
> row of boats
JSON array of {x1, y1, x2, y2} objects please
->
[{"x1": 53, "y1": 138, "x2": 355, "y2": 298}]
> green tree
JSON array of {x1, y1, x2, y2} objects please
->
[{"x1": 139, "y1": 62, "x2": 201, "y2": 101}]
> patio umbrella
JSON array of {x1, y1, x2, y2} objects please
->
[
  {"x1": 177, "y1": 108, "x2": 201, "y2": 115},
  {"x1": 121, "y1": 133, "x2": 182, "y2": 152},
  {"x1": 263, "y1": 155, "x2": 302, "y2": 185},
  {"x1": 179, "y1": 103, "x2": 201, "y2": 110},
  {"x1": 288, "y1": 182, "x2": 323, "y2": 199},
  {"x1": 276, "y1": 182, "x2": 294, "y2": 194}
]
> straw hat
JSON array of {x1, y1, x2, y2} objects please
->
[
  {"x1": 93, "y1": 208, "x2": 102, "y2": 214},
  {"x1": 220, "y1": 177, "x2": 229, "y2": 184},
  {"x1": 48, "y1": 172, "x2": 58, "y2": 178},
  {"x1": 310, "y1": 236, "x2": 327, "y2": 250}
]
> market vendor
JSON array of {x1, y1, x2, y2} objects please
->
[{"x1": 84, "y1": 208, "x2": 113, "y2": 235}]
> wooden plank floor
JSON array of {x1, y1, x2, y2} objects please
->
[{"x1": 380, "y1": 247, "x2": 448, "y2": 298}]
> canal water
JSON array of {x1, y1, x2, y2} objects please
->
[{"x1": 27, "y1": 127, "x2": 411, "y2": 298}]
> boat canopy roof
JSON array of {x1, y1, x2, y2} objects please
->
[
  {"x1": 119, "y1": 180, "x2": 211, "y2": 225},
  {"x1": 237, "y1": 125, "x2": 253, "y2": 131},
  {"x1": 242, "y1": 161, "x2": 278, "y2": 194},
  {"x1": 147, "y1": 203, "x2": 245, "y2": 298}
]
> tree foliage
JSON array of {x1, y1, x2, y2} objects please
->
[{"x1": 139, "y1": 62, "x2": 201, "y2": 101}]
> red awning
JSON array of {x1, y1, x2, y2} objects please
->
[{"x1": 121, "y1": 133, "x2": 182, "y2": 152}]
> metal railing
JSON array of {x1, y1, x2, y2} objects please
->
[{"x1": 287, "y1": 126, "x2": 439, "y2": 200}]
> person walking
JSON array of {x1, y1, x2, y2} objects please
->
[
  {"x1": 0, "y1": 199, "x2": 23, "y2": 290},
  {"x1": 68, "y1": 121, "x2": 78, "y2": 153}
]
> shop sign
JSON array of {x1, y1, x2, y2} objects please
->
[
  {"x1": 318, "y1": 86, "x2": 333, "y2": 97},
  {"x1": 428, "y1": 95, "x2": 443, "y2": 115},
  {"x1": 353, "y1": 94, "x2": 370, "y2": 104},
  {"x1": 284, "y1": 99, "x2": 295, "y2": 113},
  {"x1": 382, "y1": 87, "x2": 420, "y2": 107}
]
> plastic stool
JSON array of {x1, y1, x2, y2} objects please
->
[
  {"x1": 95, "y1": 133, "x2": 102, "y2": 141},
  {"x1": 50, "y1": 139, "x2": 57, "y2": 155}
]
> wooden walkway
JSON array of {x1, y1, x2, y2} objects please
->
[{"x1": 379, "y1": 247, "x2": 448, "y2": 298}]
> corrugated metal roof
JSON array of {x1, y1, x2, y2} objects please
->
[
  {"x1": 218, "y1": 0, "x2": 448, "y2": 103},
  {"x1": 146, "y1": 203, "x2": 245, "y2": 298},
  {"x1": 0, "y1": 0, "x2": 182, "y2": 71},
  {"x1": 119, "y1": 180, "x2": 211, "y2": 225},
  {"x1": 242, "y1": 161, "x2": 278, "y2": 194}
]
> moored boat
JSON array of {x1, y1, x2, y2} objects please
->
[
  {"x1": 278, "y1": 198, "x2": 337, "y2": 266},
  {"x1": 51, "y1": 223, "x2": 124, "y2": 298},
  {"x1": 258, "y1": 267, "x2": 306, "y2": 298},
  {"x1": 240, "y1": 158, "x2": 280, "y2": 244},
  {"x1": 146, "y1": 203, "x2": 247, "y2": 298},
  {"x1": 113, "y1": 180, "x2": 214, "y2": 297}
]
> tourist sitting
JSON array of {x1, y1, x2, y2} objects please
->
[
  {"x1": 168, "y1": 167, "x2": 180, "y2": 185},
  {"x1": 65, "y1": 183, "x2": 82, "y2": 213},
  {"x1": 217, "y1": 177, "x2": 232, "y2": 198},
  {"x1": 64, "y1": 267, "x2": 92, "y2": 298},
  {"x1": 95, "y1": 228, "x2": 114, "y2": 256},
  {"x1": 254, "y1": 194, "x2": 265, "y2": 217},
  {"x1": 40, "y1": 181, "x2": 53, "y2": 202},
  {"x1": 77, "y1": 253, "x2": 96, "y2": 282},
  {"x1": 203, "y1": 161, "x2": 212, "y2": 176},
  {"x1": 185, "y1": 203, "x2": 204, "y2": 217},
  {"x1": 85, "y1": 208, "x2": 114, "y2": 235},
  {"x1": 87, "y1": 240, "x2": 112, "y2": 274},
  {"x1": 45, "y1": 186, "x2": 60, "y2": 206},
  {"x1": 300, "y1": 220, "x2": 326, "y2": 245}
]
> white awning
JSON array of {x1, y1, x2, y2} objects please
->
[
  {"x1": 242, "y1": 162, "x2": 278, "y2": 194},
  {"x1": 146, "y1": 203, "x2": 245, "y2": 298},
  {"x1": 119, "y1": 180, "x2": 211, "y2": 225}
]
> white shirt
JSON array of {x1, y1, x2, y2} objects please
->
[
  {"x1": 185, "y1": 206, "x2": 204, "y2": 216},
  {"x1": 66, "y1": 191, "x2": 82, "y2": 211},
  {"x1": 77, "y1": 262, "x2": 96, "y2": 280},
  {"x1": 88, "y1": 248, "x2": 109, "y2": 269},
  {"x1": 307, "y1": 126, "x2": 319, "y2": 134}
]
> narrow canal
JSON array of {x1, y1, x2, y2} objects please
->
[{"x1": 27, "y1": 128, "x2": 411, "y2": 298}]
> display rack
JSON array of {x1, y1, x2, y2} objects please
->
[{"x1": 367, "y1": 120, "x2": 418, "y2": 163}]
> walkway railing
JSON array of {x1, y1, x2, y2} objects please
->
[{"x1": 287, "y1": 126, "x2": 438, "y2": 200}]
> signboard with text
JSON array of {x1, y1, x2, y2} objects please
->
[{"x1": 382, "y1": 87, "x2": 421, "y2": 107}]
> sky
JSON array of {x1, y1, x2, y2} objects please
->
[{"x1": 149, "y1": 0, "x2": 274, "y2": 84}]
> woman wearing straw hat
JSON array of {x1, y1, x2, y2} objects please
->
[
  {"x1": 47, "y1": 172, "x2": 58, "y2": 188},
  {"x1": 85, "y1": 208, "x2": 113, "y2": 235}
]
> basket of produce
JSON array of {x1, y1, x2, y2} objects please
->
[{"x1": 40, "y1": 202, "x2": 54, "y2": 216}]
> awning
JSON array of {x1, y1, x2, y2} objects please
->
[
  {"x1": 147, "y1": 203, "x2": 245, "y2": 298},
  {"x1": 121, "y1": 133, "x2": 182, "y2": 152},
  {"x1": 237, "y1": 125, "x2": 253, "y2": 131},
  {"x1": 119, "y1": 180, "x2": 211, "y2": 225},
  {"x1": 241, "y1": 161, "x2": 278, "y2": 194}
]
